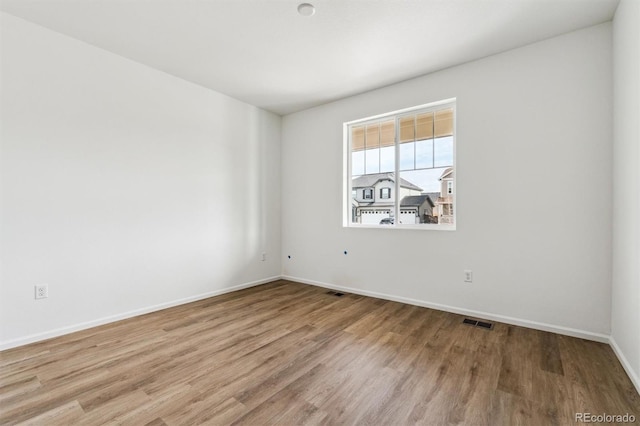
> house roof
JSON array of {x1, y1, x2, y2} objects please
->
[
  {"x1": 352, "y1": 173, "x2": 422, "y2": 192},
  {"x1": 400, "y1": 194, "x2": 435, "y2": 208},
  {"x1": 439, "y1": 167, "x2": 454, "y2": 180},
  {"x1": 425, "y1": 192, "x2": 441, "y2": 204}
]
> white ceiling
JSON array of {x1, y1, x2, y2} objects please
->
[{"x1": 0, "y1": 0, "x2": 619, "y2": 115}]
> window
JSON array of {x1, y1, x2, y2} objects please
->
[{"x1": 345, "y1": 99, "x2": 455, "y2": 228}]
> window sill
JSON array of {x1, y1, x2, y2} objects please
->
[{"x1": 345, "y1": 224, "x2": 456, "y2": 231}]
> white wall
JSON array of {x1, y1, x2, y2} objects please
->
[
  {"x1": 0, "y1": 13, "x2": 281, "y2": 348},
  {"x1": 612, "y1": 0, "x2": 640, "y2": 391},
  {"x1": 282, "y1": 23, "x2": 613, "y2": 338},
  {"x1": 1, "y1": 8, "x2": 627, "y2": 365}
]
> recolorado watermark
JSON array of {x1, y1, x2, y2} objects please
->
[{"x1": 575, "y1": 412, "x2": 636, "y2": 423}]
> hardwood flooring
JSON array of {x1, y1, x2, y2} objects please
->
[{"x1": 1, "y1": 280, "x2": 638, "y2": 425}]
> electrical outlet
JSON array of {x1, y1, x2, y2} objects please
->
[
  {"x1": 35, "y1": 284, "x2": 48, "y2": 299},
  {"x1": 261, "y1": 252, "x2": 267, "y2": 261},
  {"x1": 464, "y1": 270, "x2": 473, "y2": 283}
]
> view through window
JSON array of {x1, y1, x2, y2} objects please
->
[{"x1": 347, "y1": 100, "x2": 455, "y2": 228}]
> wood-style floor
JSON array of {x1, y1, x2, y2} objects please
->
[{"x1": 1, "y1": 280, "x2": 638, "y2": 425}]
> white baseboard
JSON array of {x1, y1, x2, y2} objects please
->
[
  {"x1": 282, "y1": 275, "x2": 611, "y2": 343},
  {"x1": 0, "y1": 276, "x2": 281, "y2": 351},
  {"x1": 609, "y1": 336, "x2": 640, "y2": 395}
]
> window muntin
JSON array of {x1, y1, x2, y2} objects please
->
[{"x1": 346, "y1": 100, "x2": 455, "y2": 229}]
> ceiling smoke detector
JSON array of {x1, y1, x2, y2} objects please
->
[{"x1": 297, "y1": 3, "x2": 315, "y2": 17}]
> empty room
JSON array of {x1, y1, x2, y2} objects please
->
[{"x1": 1, "y1": 0, "x2": 639, "y2": 424}]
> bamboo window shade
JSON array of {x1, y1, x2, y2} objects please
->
[
  {"x1": 352, "y1": 126, "x2": 365, "y2": 151},
  {"x1": 351, "y1": 108, "x2": 452, "y2": 151},
  {"x1": 366, "y1": 125, "x2": 379, "y2": 149},
  {"x1": 401, "y1": 108, "x2": 453, "y2": 143},
  {"x1": 399, "y1": 117, "x2": 415, "y2": 143},
  {"x1": 380, "y1": 121, "x2": 394, "y2": 147},
  {"x1": 351, "y1": 121, "x2": 394, "y2": 152},
  {"x1": 434, "y1": 108, "x2": 454, "y2": 138},
  {"x1": 416, "y1": 113, "x2": 434, "y2": 139}
]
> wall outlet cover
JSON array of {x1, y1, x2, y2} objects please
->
[{"x1": 35, "y1": 284, "x2": 49, "y2": 299}]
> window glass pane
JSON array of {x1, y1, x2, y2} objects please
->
[
  {"x1": 352, "y1": 151, "x2": 364, "y2": 176},
  {"x1": 399, "y1": 170, "x2": 427, "y2": 224},
  {"x1": 399, "y1": 142, "x2": 415, "y2": 171},
  {"x1": 415, "y1": 139, "x2": 433, "y2": 169},
  {"x1": 434, "y1": 136, "x2": 453, "y2": 168},
  {"x1": 400, "y1": 169, "x2": 440, "y2": 193},
  {"x1": 380, "y1": 146, "x2": 395, "y2": 172},
  {"x1": 399, "y1": 167, "x2": 454, "y2": 225},
  {"x1": 365, "y1": 148, "x2": 380, "y2": 174}
]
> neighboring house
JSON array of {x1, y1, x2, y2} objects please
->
[
  {"x1": 351, "y1": 169, "x2": 454, "y2": 225},
  {"x1": 399, "y1": 194, "x2": 436, "y2": 224},
  {"x1": 433, "y1": 167, "x2": 454, "y2": 224},
  {"x1": 352, "y1": 172, "x2": 435, "y2": 224}
]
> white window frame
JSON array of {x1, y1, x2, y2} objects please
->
[{"x1": 343, "y1": 98, "x2": 456, "y2": 230}]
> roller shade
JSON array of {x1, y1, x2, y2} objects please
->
[
  {"x1": 435, "y1": 108, "x2": 453, "y2": 138},
  {"x1": 403, "y1": 109, "x2": 451, "y2": 143},
  {"x1": 416, "y1": 113, "x2": 434, "y2": 139},
  {"x1": 351, "y1": 107, "x2": 452, "y2": 151},
  {"x1": 380, "y1": 120, "x2": 394, "y2": 147},
  {"x1": 399, "y1": 116, "x2": 415, "y2": 143},
  {"x1": 366, "y1": 124, "x2": 379, "y2": 149},
  {"x1": 352, "y1": 126, "x2": 365, "y2": 151}
]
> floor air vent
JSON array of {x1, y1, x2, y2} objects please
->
[
  {"x1": 327, "y1": 291, "x2": 345, "y2": 297},
  {"x1": 476, "y1": 321, "x2": 493, "y2": 329},
  {"x1": 463, "y1": 318, "x2": 494, "y2": 330}
]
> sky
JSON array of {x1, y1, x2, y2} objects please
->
[{"x1": 352, "y1": 136, "x2": 453, "y2": 193}]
